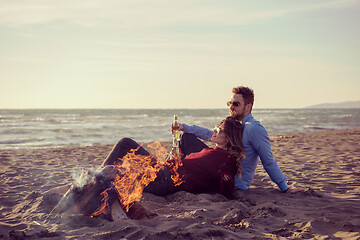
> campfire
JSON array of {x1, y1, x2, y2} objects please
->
[{"x1": 50, "y1": 142, "x2": 184, "y2": 220}]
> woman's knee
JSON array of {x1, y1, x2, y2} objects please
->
[
  {"x1": 179, "y1": 133, "x2": 208, "y2": 157},
  {"x1": 180, "y1": 133, "x2": 197, "y2": 143},
  {"x1": 117, "y1": 137, "x2": 135, "y2": 145},
  {"x1": 115, "y1": 137, "x2": 149, "y2": 156},
  {"x1": 115, "y1": 137, "x2": 139, "y2": 149}
]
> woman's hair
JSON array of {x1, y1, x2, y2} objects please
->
[{"x1": 219, "y1": 116, "x2": 245, "y2": 177}]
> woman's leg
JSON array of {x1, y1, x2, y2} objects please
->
[
  {"x1": 100, "y1": 138, "x2": 150, "y2": 167},
  {"x1": 179, "y1": 133, "x2": 209, "y2": 159},
  {"x1": 143, "y1": 167, "x2": 177, "y2": 196}
]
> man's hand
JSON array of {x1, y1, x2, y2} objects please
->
[
  {"x1": 171, "y1": 122, "x2": 184, "y2": 133},
  {"x1": 285, "y1": 187, "x2": 306, "y2": 194}
]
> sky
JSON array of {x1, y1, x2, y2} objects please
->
[{"x1": 0, "y1": 0, "x2": 359, "y2": 109}]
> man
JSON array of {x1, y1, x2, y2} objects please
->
[{"x1": 174, "y1": 86, "x2": 302, "y2": 193}]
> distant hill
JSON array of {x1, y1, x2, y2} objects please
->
[{"x1": 305, "y1": 100, "x2": 360, "y2": 109}]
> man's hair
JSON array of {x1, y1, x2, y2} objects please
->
[{"x1": 232, "y1": 86, "x2": 254, "y2": 106}]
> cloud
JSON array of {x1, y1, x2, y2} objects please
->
[{"x1": 0, "y1": 0, "x2": 358, "y2": 27}]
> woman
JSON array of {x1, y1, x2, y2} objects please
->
[
  {"x1": 102, "y1": 116, "x2": 244, "y2": 198},
  {"x1": 50, "y1": 116, "x2": 244, "y2": 220}
]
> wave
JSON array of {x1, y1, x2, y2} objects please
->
[
  {"x1": 0, "y1": 137, "x2": 46, "y2": 145},
  {"x1": 330, "y1": 114, "x2": 353, "y2": 119},
  {"x1": 303, "y1": 124, "x2": 336, "y2": 131}
]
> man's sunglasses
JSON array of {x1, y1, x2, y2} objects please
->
[{"x1": 227, "y1": 101, "x2": 241, "y2": 107}]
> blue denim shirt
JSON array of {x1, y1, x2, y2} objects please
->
[{"x1": 183, "y1": 114, "x2": 288, "y2": 192}]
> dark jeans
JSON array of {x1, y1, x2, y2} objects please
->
[
  {"x1": 144, "y1": 167, "x2": 176, "y2": 196},
  {"x1": 101, "y1": 138, "x2": 176, "y2": 196},
  {"x1": 179, "y1": 133, "x2": 209, "y2": 158},
  {"x1": 146, "y1": 133, "x2": 210, "y2": 196},
  {"x1": 101, "y1": 137, "x2": 150, "y2": 167}
]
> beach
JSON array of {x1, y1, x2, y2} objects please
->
[{"x1": 0, "y1": 129, "x2": 359, "y2": 239}]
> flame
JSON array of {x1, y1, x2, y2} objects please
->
[
  {"x1": 91, "y1": 142, "x2": 185, "y2": 216},
  {"x1": 165, "y1": 155, "x2": 185, "y2": 187},
  {"x1": 113, "y1": 146, "x2": 163, "y2": 211},
  {"x1": 90, "y1": 187, "x2": 110, "y2": 218}
]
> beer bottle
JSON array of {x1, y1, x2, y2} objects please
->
[{"x1": 172, "y1": 115, "x2": 180, "y2": 158}]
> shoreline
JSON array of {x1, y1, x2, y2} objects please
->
[{"x1": 1, "y1": 128, "x2": 359, "y2": 239}]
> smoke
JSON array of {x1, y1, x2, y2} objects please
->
[
  {"x1": 70, "y1": 167, "x2": 97, "y2": 188},
  {"x1": 70, "y1": 166, "x2": 118, "y2": 188}
]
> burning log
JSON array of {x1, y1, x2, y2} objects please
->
[{"x1": 50, "y1": 166, "x2": 124, "y2": 221}]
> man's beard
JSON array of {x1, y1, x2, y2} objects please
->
[{"x1": 230, "y1": 108, "x2": 245, "y2": 121}]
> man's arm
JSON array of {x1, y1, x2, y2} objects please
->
[
  {"x1": 182, "y1": 124, "x2": 213, "y2": 141},
  {"x1": 250, "y1": 124, "x2": 289, "y2": 192}
]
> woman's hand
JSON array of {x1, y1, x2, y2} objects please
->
[
  {"x1": 222, "y1": 174, "x2": 231, "y2": 181},
  {"x1": 169, "y1": 147, "x2": 184, "y2": 159}
]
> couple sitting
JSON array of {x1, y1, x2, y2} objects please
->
[
  {"x1": 50, "y1": 86, "x2": 304, "y2": 220},
  {"x1": 50, "y1": 116, "x2": 244, "y2": 220}
]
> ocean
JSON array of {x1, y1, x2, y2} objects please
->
[{"x1": 1, "y1": 108, "x2": 359, "y2": 150}]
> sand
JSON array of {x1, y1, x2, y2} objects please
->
[{"x1": 0, "y1": 129, "x2": 359, "y2": 239}]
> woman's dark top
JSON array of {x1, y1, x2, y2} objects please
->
[{"x1": 167, "y1": 146, "x2": 237, "y2": 196}]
